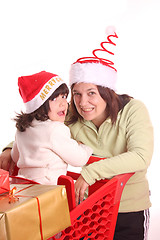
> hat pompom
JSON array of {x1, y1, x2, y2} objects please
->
[{"x1": 105, "y1": 26, "x2": 116, "y2": 36}]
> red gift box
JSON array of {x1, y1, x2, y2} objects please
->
[{"x1": 0, "y1": 169, "x2": 10, "y2": 194}]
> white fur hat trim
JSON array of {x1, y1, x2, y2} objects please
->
[{"x1": 69, "y1": 62, "x2": 117, "y2": 91}]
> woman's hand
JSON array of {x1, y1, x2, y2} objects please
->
[
  {"x1": 0, "y1": 149, "x2": 15, "y2": 174},
  {"x1": 74, "y1": 175, "x2": 89, "y2": 205}
]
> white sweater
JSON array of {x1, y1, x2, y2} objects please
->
[{"x1": 11, "y1": 119, "x2": 93, "y2": 184}]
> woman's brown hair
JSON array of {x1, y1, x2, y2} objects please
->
[
  {"x1": 14, "y1": 83, "x2": 69, "y2": 132},
  {"x1": 66, "y1": 84, "x2": 132, "y2": 125}
]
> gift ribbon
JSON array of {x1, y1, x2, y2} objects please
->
[
  {"x1": 0, "y1": 185, "x2": 44, "y2": 240},
  {"x1": 36, "y1": 197, "x2": 43, "y2": 240},
  {"x1": 0, "y1": 186, "x2": 10, "y2": 192}
]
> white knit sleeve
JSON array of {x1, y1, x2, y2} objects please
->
[{"x1": 50, "y1": 123, "x2": 93, "y2": 167}]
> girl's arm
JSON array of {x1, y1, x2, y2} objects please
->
[{"x1": 50, "y1": 123, "x2": 93, "y2": 167}]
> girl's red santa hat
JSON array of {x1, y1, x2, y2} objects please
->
[
  {"x1": 18, "y1": 71, "x2": 64, "y2": 113},
  {"x1": 69, "y1": 26, "x2": 118, "y2": 91}
]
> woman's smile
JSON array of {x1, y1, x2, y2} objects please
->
[{"x1": 80, "y1": 107, "x2": 94, "y2": 112}]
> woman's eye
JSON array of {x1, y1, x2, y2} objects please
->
[
  {"x1": 73, "y1": 92, "x2": 81, "y2": 96},
  {"x1": 88, "y1": 91, "x2": 96, "y2": 96}
]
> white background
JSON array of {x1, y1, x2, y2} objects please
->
[{"x1": 0, "y1": 0, "x2": 159, "y2": 238}]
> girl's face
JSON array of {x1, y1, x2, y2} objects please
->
[
  {"x1": 48, "y1": 94, "x2": 68, "y2": 122},
  {"x1": 72, "y1": 83, "x2": 107, "y2": 128}
]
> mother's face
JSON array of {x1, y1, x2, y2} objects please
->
[{"x1": 72, "y1": 83, "x2": 107, "y2": 127}]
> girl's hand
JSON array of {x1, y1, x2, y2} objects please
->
[{"x1": 74, "y1": 175, "x2": 89, "y2": 205}]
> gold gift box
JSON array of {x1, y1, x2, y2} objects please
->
[{"x1": 0, "y1": 184, "x2": 71, "y2": 240}]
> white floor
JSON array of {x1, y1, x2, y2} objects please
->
[
  {"x1": 148, "y1": 187, "x2": 160, "y2": 239},
  {"x1": 147, "y1": 163, "x2": 160, "y2": 240},
  {"x1": 148, "y1": 208, "x2": 160, "y2": 240}
]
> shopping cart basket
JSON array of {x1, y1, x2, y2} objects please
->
[{"x1": 51, "y1": 170, "x2": 134, "y2": 239}]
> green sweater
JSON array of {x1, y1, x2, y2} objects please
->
[{"x1": 69, "y1": 99, "x2": 154, "y2": 212}]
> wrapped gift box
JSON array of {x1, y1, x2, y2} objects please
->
[
  {"x1": 0, "y1": 184, "x2": 71, "y2": 240},
  {"x1": 0, "y1": 170, "x2": 10, "y2": 194}
]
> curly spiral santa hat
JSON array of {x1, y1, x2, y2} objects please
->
[{"x1": 69, "y1": 26, "x2": 118, "y2": 91}]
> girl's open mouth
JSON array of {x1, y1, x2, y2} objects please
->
[{"x1": 57, "y1": 110, "x2": 66, "y2": 116}]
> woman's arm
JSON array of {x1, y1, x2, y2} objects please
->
[
  {"x1": 74, "y1": 100, "x2": 154, "y2": 203},
  {"x1": 80, "y1": 100, "x2": 154, "y2": 185},
  {"x1": 0, "y1": 148, "x2": 15, "y2": 174},
  {"x1": 0, "y1": 141, "x2": 15, "y2": 174}
]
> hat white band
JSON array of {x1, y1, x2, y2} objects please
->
[{"x1": 69, "y1": 62, "x2": 117, "y2": 91}]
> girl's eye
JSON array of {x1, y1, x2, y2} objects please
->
[
  {"x1": 62, "y1": 94, "x2": 67, "y2": 99},
  {"x1": 52, "y1": 97, "x2": 57, "y2": 101}
]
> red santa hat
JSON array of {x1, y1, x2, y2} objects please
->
[
  {"x1": 18, "y1": 71, "x2": 64, "y2": 113},
  {"x1": 69, "y1": 26, "x2": 118, "y2": 91}
]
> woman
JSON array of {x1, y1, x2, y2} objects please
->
[
  {"x1": 66, "y1": 29, "x2": 153, "y2": 239},
  {"x1": 0, "y1": 31, "x2": 153, "y2": 239}
]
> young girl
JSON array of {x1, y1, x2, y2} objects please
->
[{"x1": 11, "y1": 71, "x2": 93, "y2": 184}]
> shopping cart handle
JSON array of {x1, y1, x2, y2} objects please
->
[
  {"x1": 58, "y1": 175, "x2": 76, "y2": 211},
  {"x1": 87, "y1": 155, "x2": 106, "y2": 164},
  {"x1": 67, "y1": 171, "x2": 80, "y2": 180}
]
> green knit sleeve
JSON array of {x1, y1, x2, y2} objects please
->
[
  {"x1": 2, "y1": 141, "x2": 14, "y2": 152},
  {"x1": 81, "y1": 100, "x2": 154, "y2": 185}
]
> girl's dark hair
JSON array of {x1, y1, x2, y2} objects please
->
[
  {"x1": 66, "y1": 84, "x2": 132, "y2": 125},
  {"x1": 15, "y1": 83, "x2": 69, "y2": 132}
]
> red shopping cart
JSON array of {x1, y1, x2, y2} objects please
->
[
  {"x1": 50, "y1": 157, "x2": 134, "y2": 239},
  {"x1": 10, "y1": 156, "x2": 134, "y2": 240}
]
